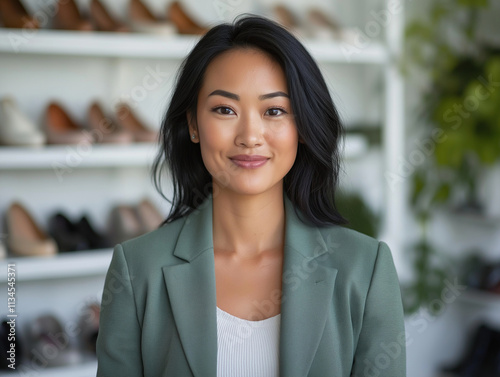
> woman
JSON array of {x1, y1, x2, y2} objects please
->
[{"x1": 96, "y1": 15, "x2": 406, "y2": 377}]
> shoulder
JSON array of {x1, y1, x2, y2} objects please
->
[{"x1": 317, "y1": 225, "x2": 396, "y2": 286}]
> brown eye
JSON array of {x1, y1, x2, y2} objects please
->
[
  {"x1": 213, "y1": 106, "x2": 235, "y2": 115},
  {"x1": 266, "y1": 108, "x2": 287, "y2": 116}
]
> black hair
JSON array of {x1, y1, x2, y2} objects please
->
[{"x1": 152, "y1": 15, "x2": 347, "y2": 227}]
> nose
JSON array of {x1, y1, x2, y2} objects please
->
[{"x1": 234, "y1": 111, "x2": 264, "y2": 148}]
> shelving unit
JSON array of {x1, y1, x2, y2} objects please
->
[
  {"x1": 0, "y1": 28, "x2": 388, "y2": 63},
  {"x1": 0, "y1": 1, "x2": 406, "y2": 376}
]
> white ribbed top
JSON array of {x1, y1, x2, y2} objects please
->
[{"x1": 216, "y1": 306, "x2": 281, "y2": 377}]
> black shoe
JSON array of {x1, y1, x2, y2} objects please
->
[
  {"x1": 75, "y1": 215, "x2": 112, "y2": 250},
  {"x1": 441, "y1": 324, "x2": 500, "y2": 377},
  {"x1": 48, "y1": 212, "x2": 89, "y2": 252}
]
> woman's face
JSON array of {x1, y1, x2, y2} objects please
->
[{"x1": 189, "y1": 48, "x2": 299, "y2": 196}]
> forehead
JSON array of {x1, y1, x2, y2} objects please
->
[{"x1": 200, "y1": 48, "x2": 287, "y2": 92}]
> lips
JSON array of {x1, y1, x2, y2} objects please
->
[{"x1": 229, "y1": 154, "x2": 270, "y2": 169}]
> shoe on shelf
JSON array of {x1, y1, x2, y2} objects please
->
[
  {"x1": 0, "y1": 0, "x2": 39, "y2": 29},
  {"x1": 134, "y1": 198, "x2": 164, "y2": 233},
  {"x1": 271, "y1": 5, "x2": 306, "y2": 39},
  {"x1": 90, "y1": 0, "x2": 129, "y2": 32},
  {"x1": 167, "y1": 1, "x2": 207, "y2": 35},
  {"x1": 114, "y1": 102, "x2": 158, "y2": 143},
  {"x1": 27, "y1": 313, "x2": 82, "y2": 368},
  {"x1": 5, "y1": 202, "x2": 57, "y2": 257},
  {"x1": 78, "y1": 301, "x2": 100, "y2": 354},
  {"x1": 128, "y1": 0, "x2": 176, "y2": 35},
  {"x1": 88, "y1": 101, "x2": 133, "y2": 144},
  {"x1": 45, "y1": 101, "x2": 92, "y2": 145},
  {"x1": 75, "y1": 215, "x2": 112, "y2": 250},
  {"x1": 48, "y1": 212, "x2": 90, "y2": 252},
  {"x1": 52, "y1": 0, "x2": 93, "y2": 31},
  {"x1": 0, "y1": 97, "x2": 46, "y2": 147},
  {"x1": 108, "y1": 204, "x2": 144, "y2": 244},
  {"x1": 306, "y1": 8, "x2": 357, "y2": 43}
]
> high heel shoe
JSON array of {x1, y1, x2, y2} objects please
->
[
  {"x1": 128, "y1": 0, "x2": 175, "y2": 35},
  {"x1": 5, "y1": 202, "x2": 57, "y2": 257},
  {"x1": 0, "y1": 97, "x2": 45, "y2": 146},
  {"x1": 0, "y1": 0, "x2": 39, "y2": 29},
  {"x1": 90, "y1": 0, "x2": 129, "y2": 32},
  {"x1": 114, "y1": 102, "x2": 157, "y2": 143},
  {"x1": 167, "y1": 1, "x2": 207, "y2": 35},
  {"x1": 88, "y1": 101, "x2": 133, "y2": 144},
  {"x1": 53, "y1": 0, "x2": 93, "y2": 31},
  {"x1": 134, "y1": 198, "x2": 164, "y2": 232},
  {"x1": 48, "y1": 212, "x2": 90, "y2": 252},
  {"x1": 45, "y1": 102, "x2": 91, "y2": 145}
]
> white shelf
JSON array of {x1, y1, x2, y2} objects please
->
[
  {"x1": 0, "y1": 359, "x2": 97, "y2": 377},
  {"x1": 0, "y1": 249, "x2": 113, "y2": 282},
  {"x1": 0, "y1": 142, "x2": 158, "y2": 169},
  {"x1": 0, "y1": 28, "x2": 388, "y2": 64},
  {"x1": 0, "y1": 134, "x2": 368, "y2": 170}
]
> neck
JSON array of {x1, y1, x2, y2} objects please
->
[{"x1": 212, "y1": 184, "x2": 285, "y2": 260}]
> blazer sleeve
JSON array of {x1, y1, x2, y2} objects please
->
[
  {"x1": 351, "y1": 241, "x2": 406, "y2": 377},
  {"x1": 96, "y1": 244, "x2": 144, "y2": 377}
]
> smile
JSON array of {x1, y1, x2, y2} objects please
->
[{"x1": 229, "y1": 155, "x2": 270, "y2": 169}]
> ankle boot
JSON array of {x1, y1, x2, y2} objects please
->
[
  {"x1": 0, "y1": 0, "x2": 38, "y2": 29},
  {"x1": 53, "y1": 0, "x2": 93, "y2": 31},
  {"x1": 89, "y1": 0, "x2": 129, "y2": 32}
]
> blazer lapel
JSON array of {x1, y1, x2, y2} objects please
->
[
  {"x1": 162, "y1": 198, "x2": 217, "y2": 377},
  {"x1": 279, "y1": 196, "x2": 339, "y2": 377},
  {"x1": 161, "y1": 194, "x2": 338, "y2": 377}
]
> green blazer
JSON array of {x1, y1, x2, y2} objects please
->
[{"x1": 96, "y1": 194, "x2": 406, "y2": 377}]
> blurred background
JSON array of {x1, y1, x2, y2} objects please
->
[{"x1": 0, "y1": 0, "x2": 499, "y2": 376}]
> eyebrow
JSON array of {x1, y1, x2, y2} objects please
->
[{"x1": 208, "y1": 90, "x2": 289, "y2": 101}]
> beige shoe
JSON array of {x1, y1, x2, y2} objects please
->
[
  {"x1": 135, "y1": 198, "x2": 164, "y2": 232},
  {"x1": 6, "y1": 202, "x2": 57, "y2": 257},
  {"x1": 108, "y1": 205, "x2": 144, "y2": 244},
  {"x1": 88, "y1": 101, "x2": 133, "y2": 144},
  {"x1": 115, "y1": 102, "x2": 158, "y2": 143},
  {"x1": 0, "y1": 97, "x2": 45, "y2": 146}
]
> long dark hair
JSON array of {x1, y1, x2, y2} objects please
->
[{"x1": 152, "y1": 15, "x2": 347, "y2": 227}]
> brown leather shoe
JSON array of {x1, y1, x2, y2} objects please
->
[
  {"x1": 0, "y1": 0, "x2": 39, "y2": 29},
  {"x1": 53, "y1": 0, "x2": 93, "y2": 31},
  {"x1": 167, "y1": 1, "x2": 207, "y2": 35},
  {"x1": 88, "y1": 101, "x2": 133, "y2": 144},
  {"x1": 89, "y1": 0, "x2": 129, "y2": 32},
  {"x1": 128, "y1": 0, "x2": 175, "y2": 35},
  {"x1": 45, "y1": 102, "x2": 92, "y2": 144},
  {"x1": 114, "y1": 102, "x2": 157, "y2": 143},
  {"x1": 5, "y1": 202, "x2": 57, "y2": 257}
]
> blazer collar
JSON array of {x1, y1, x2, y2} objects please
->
[{"x1": 162, "y1": 193, "x2": 338, "y2": 377}]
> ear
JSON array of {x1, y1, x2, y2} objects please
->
[{"x1": 186, "y1": 111, "x2": 199, "y2": 143}]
